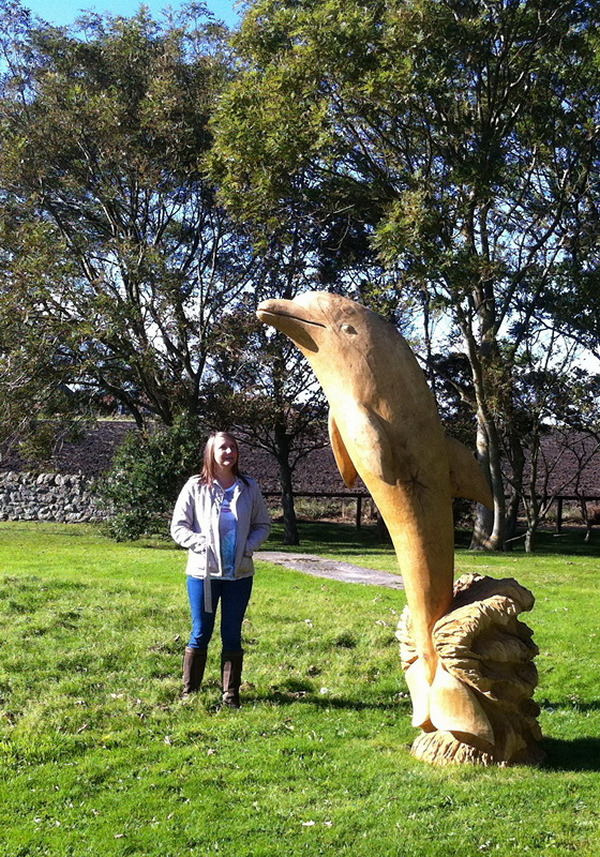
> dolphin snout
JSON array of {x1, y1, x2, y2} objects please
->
[
  {"x1": 256, "y1": 299, "x2": 279, "y2": 320},
  {"x1": 257, "y1": 298, "x2": 323, "y2": 353},
  {"x1": 257, "y1": 299, "x2": 325, "y2": 325}
]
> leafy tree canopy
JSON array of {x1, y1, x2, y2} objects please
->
[
  {"x1": 212, "y1": 0, "x2": 600, "y2": 547},
  {"x1": 0, "y1": 1, "x2": 255, "y2": 451}
]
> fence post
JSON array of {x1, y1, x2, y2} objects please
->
[{"x1": 355, "y1": 495, "x2": 362, "y2": 529}]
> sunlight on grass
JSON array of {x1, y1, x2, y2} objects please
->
[{"x1": 0, "y1": 522, "x2": 599, "y2": 856}]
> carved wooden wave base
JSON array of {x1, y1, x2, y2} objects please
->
[{"x1": 397, "y1": 573, "x2": 545, "y2": 767}]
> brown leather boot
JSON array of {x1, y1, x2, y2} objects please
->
[
  {"x1": 221, "y1": 649, "x2": 244, "y2": 708},
  {"x1": 182, "y1": 646, "x2": 207, "y2": 696}
]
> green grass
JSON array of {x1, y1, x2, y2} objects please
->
[{"x1": 0, "y1": 521, "x2": 599, "y2": 856}]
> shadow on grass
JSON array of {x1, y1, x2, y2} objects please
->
[
  {"x1": 538, "y1": 697, "x2": 600, "y2": 770},
  {"x1": 541, "y1": 737, "x2": 600, "y2": 771},
  {"x1": 541, "y1": 699, "x2": 600, "y2": 714},
  {"x1": 247, "y1": 689, "x2": 410, "y2": 714}
]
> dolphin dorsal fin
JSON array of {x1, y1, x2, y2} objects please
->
[
  {"x1": 446, "y1": 436, "x2": 494, "y2": 510},
  {"x1": 329, "y1": 412, "x2": 358, "y2": 489}
]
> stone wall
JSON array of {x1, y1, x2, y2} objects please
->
[{"x1": 0, "y1": 471, "x2": 105, "y2": 523}]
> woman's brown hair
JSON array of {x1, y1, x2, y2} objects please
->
[{"x1": 200, "y1": 431, "x2": 241, "y2": 484}]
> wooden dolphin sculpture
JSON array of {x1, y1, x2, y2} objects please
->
[{"x1": 257, "y1": 291, "x2": 495, "y2": 743}]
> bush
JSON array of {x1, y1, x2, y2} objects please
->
[
  {"x1": 96, "y1": 414, "x2": 207, "y2": 540},
  {"x1": 586, "y1": 505, "x2": 600, "y2": 526}
]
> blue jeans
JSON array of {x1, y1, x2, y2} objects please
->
[{"x1": 186, "y1": 575, "x2": 253, "y2": 651}]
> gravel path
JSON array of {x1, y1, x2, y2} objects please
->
[{"x1": 257, "y1": 551, "x2": 405, "y2": 590}]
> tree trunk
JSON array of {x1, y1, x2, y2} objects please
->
[
  {"x1": 504, "y1": 492, "x2": 519, "y2": 551},
  {"x1": 274, "y1": 422, "x2": 299, "y2": 546},
  {"x1": 524, "y1": 527, "x2": 535, "y2": 553},
  {"x1": 579, "y1": 499, "x2": 592, "y2": 543},
  {"x1": 470, "y1": 410, "x2": 505, "y2": 550},
  {"x1": 504, "y1": 433, "x2": 525, "y2": 551},
  {"x1": 279, "y1": 463, "x2": 299, "y2": 545},
  {"x1": 460, "y1": 289, "x2": 506, "y2": 551}
]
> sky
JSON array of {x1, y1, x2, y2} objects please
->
[{"x1": 20, "y1": 0, "x2": 241, "y2": 28}]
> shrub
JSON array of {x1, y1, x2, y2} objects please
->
[
  {"x1": 96, "y1": 414, "x2": 207, "y2": 540},
  {"x1": 586, "y1": 505, "x2": 600, "y2": 526}
]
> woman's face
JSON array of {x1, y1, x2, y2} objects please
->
[{"x1": 213, "y1": 435, "x2": 238, "y2": 470}]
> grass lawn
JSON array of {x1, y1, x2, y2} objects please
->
[{"x1": 0, "y1": 520, "x2": 598, "y2": 856}]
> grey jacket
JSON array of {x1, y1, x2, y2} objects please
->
[{"x1": 171, "y1": 475, "x2": 271, "y2": 588}]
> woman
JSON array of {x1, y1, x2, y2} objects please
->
[{"x1": 171, "y1": 431, "x2": 271, "y2": 706}]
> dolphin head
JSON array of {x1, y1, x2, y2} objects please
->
[
  {"x1": 257, "y1": 291, "x2": 410, "y2": 404},
  {"x1": 256, "y1": 291, "x2": 384, "y2": 371}
]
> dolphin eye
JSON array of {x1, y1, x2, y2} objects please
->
[{"x1": 340, "y1": 323, "x2": 357, "y2": 335}]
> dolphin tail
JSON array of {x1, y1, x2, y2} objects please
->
[
  {"x1": 428, "y1": 663, "x2": 495, "y2": 746},
  {"x1": 445, "y1": 436, "x2": 494, "y2": 509},
  {"x1": 404, "y1": 658, "x2": 434, "y2": 729},
  {"x1": 404, "y1": 657, "x2": 495, "y2": 747}
]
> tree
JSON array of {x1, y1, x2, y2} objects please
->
[
  {"x1": 205, "y1": 271, "x2": 329, "y2": 546},
  {"x1": 0, "y1": 3, "x2": 256, "y2": 446},
  {"x1": 0, "y1": 4, "x2": 386, "y2": 540},
  {"x1": 211, "y1": 0, "x2": 600, "y2": 549},
  {"x1": 502, "y1": 331, "x2": 600, "y2": 551},
  {"x1": 0, "y1": 212, "x2": 92, "y2": 458},
  {"x1": 202, "y1": 200, "x2": 426, "y2": 543}
]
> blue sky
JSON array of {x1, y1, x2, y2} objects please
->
[{"x1": 21, "y1": 0, "x2": 241, "y2": 28}]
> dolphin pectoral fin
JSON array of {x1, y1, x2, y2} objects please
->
[
  {"x1": 329, "y1": 407, "x2": 394, "y2": 487},
  {"x1": 329, "y1": 413, "x2": 358, "y2": 489},
  {"x1": 349, "y1": 405, "x2": 395, "y2": 484},
  {"x1": 404, "y1": 659, "x2": 432, "y2": 729},
  {"x1": 429, "y1": 663, "x2": 495, "y2": 746},
  {"x1": 445, "y1": 436, "x2": 494, "y2": 510}
]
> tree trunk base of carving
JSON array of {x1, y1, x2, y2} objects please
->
[
  {"x1": 398, "y1": 573, "x2": 545, "y2": 767},
  {"x1": 410, "y1": 729, "x2": 545, "y2": 767},
  {"x1": 411, "y1": 730, "x2": 497, "y2": 766}
]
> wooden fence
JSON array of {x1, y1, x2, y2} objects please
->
[
  {"x1": 263, "y1": 491, "x2": 371, "y2": 529},
  {"x1": 264, "y1": 491, "x2": 600, "y2": 532},
  {"x1": 553, "y1": 496, "x2": 600, "y2": 532}
]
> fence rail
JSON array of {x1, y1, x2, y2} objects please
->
[
  {"x1": 262, "y1": 491, "x2": 370, "y2": 529},
  {"x1": 553, "y1": 496, "x2": 600, "y2": 532},
  {"x1": 263, "y1": 491, "x2": 600, "y2": 532}
]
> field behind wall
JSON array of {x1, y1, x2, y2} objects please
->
[{"x1": 0, "y1": 521, "x2": 598, "y2": 857}]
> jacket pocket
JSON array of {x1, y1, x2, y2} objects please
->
[
  {"x1": 238, "y1": 554, "x2": 254, "y2": 575},
  {"x1": 205, "y1": 545, "x2": 221, "y2": 576}
]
